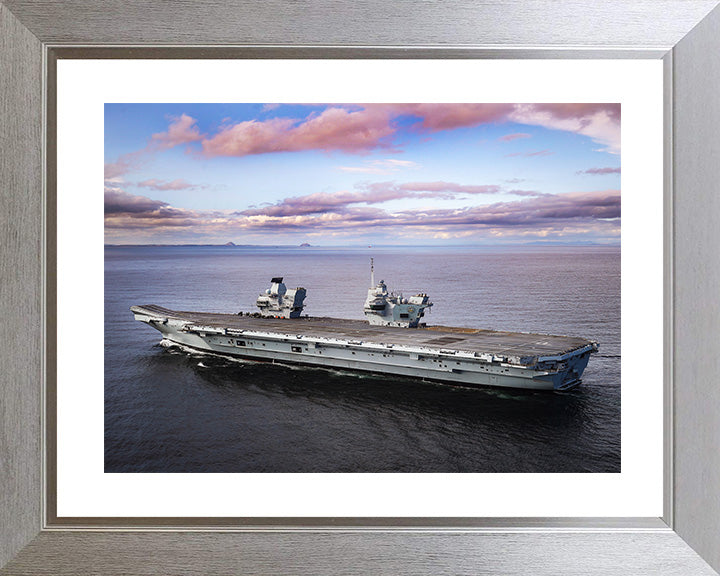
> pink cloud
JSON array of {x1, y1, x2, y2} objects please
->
[
  {"x1": 364, "y1": 104, "x2": 619, "y2": 155},
  {"x1": 104, "y1": 147, "x2": 150, "y2": 179},
  {"x1": 505, "y1": 149, "x2": 554, "y2": 158},
  {"x1": 379, "y1": 103, "x2": 514, "y2": 132},
  {"x1": 105, "y1": 115, "x2": 203, "y2": 180},
  {"x1": 104, "y1": 160, "x2": 132, "y2": 179},
  {"x1": 239, "y1": 185, "x2": 435, "y2": 217},
  {"x1": 150, "y1": 114, "x2": 203, "y2": 149},
  {"x1": 106, "y1": 104, "x2": 621, "y2": 182},
  {"x1": 201, "y1": 107, "x2": 396, "y2": 158},
  {"x1": 382, "y1": 103, "x2": 620, "y2": 153},
  {"x1": 499, "y1": 132, "x2": 532, "y2": 142},
  {"x1": 104, "y1": 187, "x2": 168, "y2": 214},
  {"x1": 106, "y1": 185, "x2": 620, "y2": 244},
  {"x1": 203, "y1": 102, "x2": 615, "y2": 160},
  {"x1": 104, "y1": 187, "x2": 209, "y2": 232},
  {"x1": 399, "y1": 182, "x2": 546, "y2": 197},
  {"x1": 531, "y1": 103, "x2": 620, "y2": 122},
  {"x1": 338, "y1": 158, "x2": 420, "y2": 174},
  {"x1": 391, "y1": 181, "x2": 502, "y2": 195},
  {"x1": 577, "y1": 167, "x2": 621, "y2": 175},
  {"x1": 240, "y1": 181, "x2": 549, "y2": 218},
  {"x1": 240, "y1": 190, "x2": 395, "y2": 217},
  {"x1": 137, "y1": 178, "x2": 199, "y2": 191},
  {"x1": 245, "y1": 189, "x2": 620, "y2": 232},
  {"x1": 506, "y1": 189, "x2": 551, "y2": 197},
  {"x1": 509, "y1": 104, "x2": 620, "y2": 154}
]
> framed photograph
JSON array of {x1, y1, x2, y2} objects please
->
[
  {"x1": 2, "y1": 1, "x2": 720, "y2": 574},
  {"x1": 63, "y1": 61, "x2": 655, "y2": 520}
]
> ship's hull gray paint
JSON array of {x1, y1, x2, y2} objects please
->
[
  {"x1": 158, "y1": 331, "x2": 583, "y2": 391},
  {"x1": 2, "y1": 1, "x2": 720, "y2": 575},
  {"x1": 132, "y1": 308, "x2": 594, "y2": 391}
]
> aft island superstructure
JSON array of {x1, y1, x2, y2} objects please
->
[{"x1": 131, "y1": 261, "x2": 598, "y2": 391}]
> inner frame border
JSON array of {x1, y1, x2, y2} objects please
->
[{"x1": 45, "y1": 45, "x2": 670, "y2": 531}]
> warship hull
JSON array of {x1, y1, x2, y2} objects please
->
[{"x1": 131, "y1": 305, "x2": 597, "y2": 391}]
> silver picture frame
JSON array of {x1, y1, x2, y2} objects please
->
[{"x1": 2, "y1": 1, "x2": 720, "y2": 574}]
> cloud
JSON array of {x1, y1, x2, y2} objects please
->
[
  {"x1": 390, "y1": 181, "x2": 502, "y2": 195},
  {"x1": 104, "y1": 187, "x2": 210, "y2": 232},
  {"x1": 382, "y1": 103, "x2": 516, "y2": 132},
  {"x1": 338, "y1": 158, "x2": 420, "y2": 174},
  {"x1": 104, "y1": 160, "x2": 133, "y2": 180},
  {"x1": 104, "y1": 187, "x2": 169, "y2": 214},
  {"x1": 105, "y1": 114, "x2": 203, "y2": 179},
  {"x1": 370, "y1": 104, "x2": 619, "y2": 154},
  {"x1": 150, "y1": 114, "x2": 203, "y2": 149},
  {"x1": 238, "y1": 185, "x2": 424, "y2": 217},
  {"x1": 505, "y1": 149, "x2": 554, "y2": 158},
  {"x1": 509, "y1": 103, "x2": 621, "y2": 154},
  {"x1": 528, "y1": 103, "x2": 620, "y2": 122},
  {"x1": 199, "y1": 103, "x2": 621, "y2": 159},
  {"x1": 389, "y1": 103, "x2": 620, "y2": 153},
  {"x1": 506, "y1": 189, "x2": 551, "y2": 197},
  {"x1": 239, "y1": 181, "x2": 550, "y2": 218},
  {"x1": 137, "y1": 178, "x2": 200, "y2": 191},
  {"x1": 201, "y1": 107, "x2": 396, "y2": 158},
  {"x1": 234, "y1": 189, "x2": 620, "y2": 237},
  {"x1": 577, "y1": 167, "x2": 621, "y2": 175},
  {"x1": 104, "y1": 149, "x2": 150, "y2": 179},
  {"x1": 455, "y1": 190, "x2": 621, "y2": 226},
  {"x1": 106, "y1": 184, "x2": 620, "y2": 244},
  {"x1": 106, "y1": 104, "x2": 622, "y2": 182},
  {"x1": 499, "y1": 132, "x2": 532, "y2": 142}
]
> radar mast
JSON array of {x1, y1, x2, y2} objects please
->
[{"x1": 363, "y1": 260, "x2": 433, "y2": 327}]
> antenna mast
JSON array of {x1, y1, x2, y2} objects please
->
[{"x1": 370, "y1": 257, "x2": 375, "y2": 287}]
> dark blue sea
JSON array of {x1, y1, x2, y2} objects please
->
[{"x1": 104, "y1": 245, "x2": 620, "y2": 473}]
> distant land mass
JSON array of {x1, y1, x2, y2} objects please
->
[
  {"x1": 105, "y1": 243, "x2": 266, "y2": 248},
  {"x1": 522, "y1": 240, "x2": 619, "y2": 246},
  {"x1": 104, "y1": 241, "x2": 617, "y2": 248}
]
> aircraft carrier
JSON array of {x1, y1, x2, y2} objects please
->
[{"x1": 131, "y1": 261, "x2": 598, "y2": 391}]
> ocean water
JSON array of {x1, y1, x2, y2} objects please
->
[{"x1": 104, "y1": 245, "x2": 620, "y2": 473}]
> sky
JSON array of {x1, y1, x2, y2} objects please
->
[{"x1": 104, "y1": 103, "x2": 621, "y2": 245}]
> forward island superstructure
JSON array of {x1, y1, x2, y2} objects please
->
[{"x1": 131, "y1": 261, "x2": 598, "y2": 391}]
